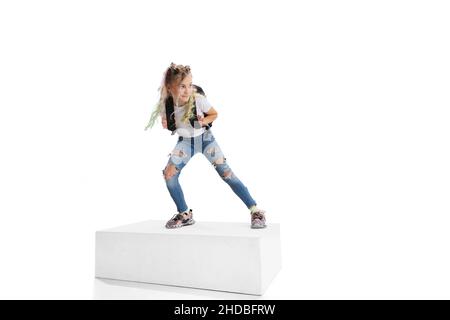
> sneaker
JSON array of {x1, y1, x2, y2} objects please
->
[
  {"x1": 251, "y1": 209, "x2": 267, "y2": 229},
  {"x1": 165, "y1": 209, "x2": 195, "y2": 229}
]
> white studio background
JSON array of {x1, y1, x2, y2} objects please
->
[{"x1": 0, "y1": 0, "x2": 449, "y2": 299}]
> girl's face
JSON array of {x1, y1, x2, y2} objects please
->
[{"x1": 169, "y1": 74, "x2": 193, "y2": 106}]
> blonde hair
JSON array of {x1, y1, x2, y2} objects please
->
[{"x1": 145, "y1": 62, "x2": 201, "y2": 131}]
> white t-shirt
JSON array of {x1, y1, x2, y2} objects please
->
[{"x1": 173, "y1": 95, "x2": 212, "y2": 138}]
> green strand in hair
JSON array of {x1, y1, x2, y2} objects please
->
[{"x1": 144, "y1": 101, "x2": 163, "y2": 130}]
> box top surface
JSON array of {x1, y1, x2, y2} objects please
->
[{"x1": 97, "y1": 220, "x2": 279, "y2": 238}]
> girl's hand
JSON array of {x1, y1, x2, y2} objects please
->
[
  {"x1": 197, "y1": 115, "x2": 207, "y2": 127},
  {"x1": 162, "y1": 118, "x2": 167, "y2": 129}
]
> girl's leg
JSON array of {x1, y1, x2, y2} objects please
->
[
  {"x1": 163, "y1": 139, "x2": 192, "y2": 213},
  {"x1": 202, "y1": 137, "x2": 257, "y2": 209}
]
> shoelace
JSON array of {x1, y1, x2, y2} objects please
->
[
  {"x1": 252, "y1": 211, "x2": 265, "y2": 220},
  {"x1": 171, "y1": 212, "x2": 189, "y2": 221}
]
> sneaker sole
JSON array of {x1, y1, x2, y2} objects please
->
[
  {"x1": 165, "y1": 219, "x2": 195, "y2": 229},
  {"x1": 251, "y1": 224, "x2": 267, "y2": 229}
]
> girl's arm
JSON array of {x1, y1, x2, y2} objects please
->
[{"x1": 200, "y1": 107, "x2": 218, "y2": 126}]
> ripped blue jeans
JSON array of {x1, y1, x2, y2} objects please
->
[{"x1": 162, "y1": 129, "x2": 257, "y2": 213}]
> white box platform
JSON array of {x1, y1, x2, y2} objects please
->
[{"x1": 95, "y1": 220, "x2": 281, "y2": 295}]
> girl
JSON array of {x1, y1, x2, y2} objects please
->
[{"x1": 145, "y1": 62, "x2": 266, "y2": 229}]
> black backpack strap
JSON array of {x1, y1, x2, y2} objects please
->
[
  {"x1": 165, "y1": 96, "x2": 177, "y2": 133},
  {"x1": 191, "y1": 85, "x2": 213, "y2": 130},
  {"x1": 193, "y1": 84, "x2": 206, "y2": 96}
]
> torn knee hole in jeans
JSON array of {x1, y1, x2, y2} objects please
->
[
  {"x1": 206, "y1": 147, "x2": 220, "y2": 158},
  {"x1": 163, "y1": 164, "x2": 179, "y2": 180},
  {"x1": 212, "y1": 157, "x2": 232, "y2": 179},
  {"x1": 212, "y1": 156, "x2": 226, "y2": 168}
]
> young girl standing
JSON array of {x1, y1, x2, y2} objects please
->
[{"x1": 145, "y1": 63, "x2": 266, "y2": 229}]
